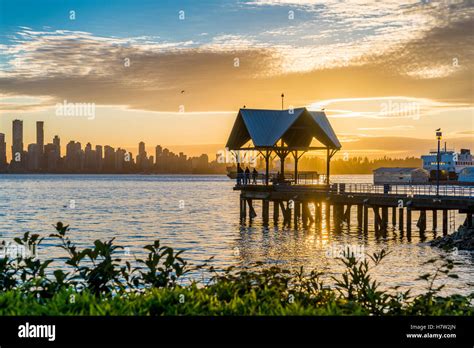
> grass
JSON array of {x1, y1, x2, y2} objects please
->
[{"x1": 0, "y1": 222, "x2": 472, "y2": 316}]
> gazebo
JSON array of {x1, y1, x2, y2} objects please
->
[{"x1": 225, "y1": 107, "x2": 341, "y2": 185}]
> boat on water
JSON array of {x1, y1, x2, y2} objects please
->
[{"x1": 421, "y1": 146, "x2": 474, "y2": 182}]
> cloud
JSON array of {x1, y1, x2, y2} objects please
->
[
  {"x1": 0, "y1": 1, "x2": 472, "y2": 113},
  {"x1": 337, "y1": 136, "x2": 474, "y2": 157},
  {"x1": 357, "y1": 125, "x2": 415, "y2": 131}
]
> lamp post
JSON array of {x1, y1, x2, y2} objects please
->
[
  {"x1": 281, "y1": 93, "x2": 284, "y2": 110},
  {"x1": 436, "y1": 129, "x2": 442, "y2": 196}
]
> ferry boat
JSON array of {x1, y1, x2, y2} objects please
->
[{"x1": 421, "y1": 146, "x2": 474, "y2": 181}]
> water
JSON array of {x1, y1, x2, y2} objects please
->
[{"x1": 1, "y1": 174, "x2": 473, "y2": 295}]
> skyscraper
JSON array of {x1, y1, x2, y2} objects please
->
[
  {"x1": 36, "y1": 121, "x2": 44, "y2": 154},
  {"x1": 44, "y1": 143, "x2": 60, "y2": 171},
  {"x1": 53, "y1": 135, "x2": 61, "y2": 157},
  {"x1": 27, "y1": 143, "x2": 40, "y2": 171},
  {"x1": 103, "y1": 145, "x2": 115, "y2": 172},
  {"x1": 12, "y1": 119, "x2": 23, "y2": 163},
  {"x1": 36, "y1": 121, "x2": 44, "y2": 170},
  {"x1": 95, "y1": 145, "x2": 103, "y2": 171},
  {"x1": 115, "y1": 148, "x2": 126, "y2": 171},
  {"x1": 139, "y1": 141, "x2": 145, "y2": 155},
  {"x1": 66, "y1": 141, "x2": 82, "y2": 171},
  {"x1": 0, "y1": 133, "x2": 6, "y2": 170},
  {"x1": 137, "y1": 141, "x2": 148, "y2": 171}
]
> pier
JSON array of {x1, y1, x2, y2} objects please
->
[
  {"x1": 235, "y1": 182, "x2": 474, "y2": 235},
  {"x1": 226, "y1": 107, "x2": 474, "y2": 235}
]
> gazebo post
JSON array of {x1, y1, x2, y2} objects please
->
[
  {"x1": 326, "y1": 147, "x2": 330, "y2": 186},
  {"x1": 294, "y1": 150, "x2": 298, "y2": 184},
  {"x1": 280, "y1": 155, "x2": 285, "y2": 178},
  {"x1": 265, "y1": 150, "x2": 269, "y2": 185},
  {"x1": 279, "y1": 140, "x2": 285, "y2": 179}
]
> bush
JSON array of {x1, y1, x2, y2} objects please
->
[{"x1": 0, "y1": 222, "x2": 472, "y2": 316}]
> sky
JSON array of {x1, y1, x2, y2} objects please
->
[{"x1": 0, "y1": 0, "x2": 473, "y2": 159}]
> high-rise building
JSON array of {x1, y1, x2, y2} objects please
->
[
  {"x1": 27, "y1": 143, "x2": 40, "y2": 171},
  {"x1": 115, "y1": 148, "x2": 126, "y2": 171},
  {"x1": 36, "y1": 121, "x2": 44, "y2": 153},
  {"x1": 155, "y1": 145, "x2": 163, "y2": 171},
  {"x1": 66, "y1": 141, "x2": 82, "y2": 171},
  {"x1": 12, "y1": 120, "x2": 23, "y2": 164},
  {"x1": 123, "y1": 151, "x2": 134, "y2": 172},
  {"x1": 137, "y1": 141, "x2": 148, "y2": 171},
  {"x1": 44, "y1": 143, "x2": 60, "y2": 171},
  {"x1": 53, "y1": 135, "x2": 61, "y2": 157},
  {"x1": 95, "y1": 145, "x2": 103, "y2": 171},
  {"x1": 0, "y1": 133, "x2": 6, "y2": 170},
  {"x1": 103, "y1": 145, "x2": 115, "y2": 172},
  {"x1": 36, "y1": 121, "x2": 44, "y2": 170},
  {"x1": 84, "y1": 143, "x2": 97, "y2": 171},
  {"x1": 155, "y1": 145, "x2": 162, "y2": 160}
]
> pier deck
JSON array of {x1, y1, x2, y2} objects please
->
[{"x1": 235, "y1": 183, "x2": 474, "y2": 234}]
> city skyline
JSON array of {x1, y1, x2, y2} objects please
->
[
  {"x1": 0, "y1": 1, "x2": 472, "y2": 158},
  {"x1": 0, "y1": 119, "x2": 218, "y2": 174},
  {"x1": 0, "y1": 118, "x2": 431, "y2": 175},
  {"x1": 1, "y1": 112, "x2": 473, "y2": 165}
]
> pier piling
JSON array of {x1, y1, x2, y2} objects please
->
[
  {"x1": 273, "y1": 201, "x2": 279, "y2": 222},
  {"x1": 381, "y1": 207, "x2": 388, "y2": 231},
  {"x1": 399, "y1": 207, "x2": 404, "y2": 231},
  {"x1": 406, "y1": 207, "x2": 412, "y2": 235},
  {"x1": 417, "y1": 209, "x2": 427, "y2": 233},
  {"x1": 248, "y1": 199, "x2": 257, "y2": 219},
  {"x1": 363, "y1": 204, "x2": 368, "y2": 233},
  {"x1": 235, "y1": 182, "x2": 472, "y2": 238},
  {"x1": 357, "y1": 205, "x2": 363, "y2": 227},
  {"x1": 443, "y1": 210, "x2": 448, "y2": 235},
  {"x1": 262, "y1": 200, "x2": 269, "y2": 224}
]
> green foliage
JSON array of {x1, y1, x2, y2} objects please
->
[{"x1": 0, "y1": 222, "x2": 472, "y2": 316}]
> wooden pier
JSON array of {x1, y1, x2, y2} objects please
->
[
  {"x1": 235, "y1": 183, "x2": 474, "y2": 235},
  {"x1": 224, "y1": 107, "x2": 474, "y2": 235}
]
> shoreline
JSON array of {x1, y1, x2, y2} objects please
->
[{"x1": 0, "y1": 172, "x2": 473, "y2": 185}]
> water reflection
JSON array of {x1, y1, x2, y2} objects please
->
[{"x1": 0, "y1": 174, "x2": 472, "y2": 296}]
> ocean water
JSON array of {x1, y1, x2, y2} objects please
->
[{"x1": 1, "y1": 174, "x2": 473, "y2": 295}]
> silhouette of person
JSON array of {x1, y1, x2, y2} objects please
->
[
  {"x1": 252, "y1": 168, "x2": 258, "y2": 184},
  {"x1": 237, "y1": 164, "x2": 243, "y2": 185},
  {"x1": 245, "y1": 167, "x2": 250, "y2": 185}
]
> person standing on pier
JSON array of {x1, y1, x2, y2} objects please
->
[
  {"x1": 237, "y1": 164, "x2": 243, "y2": 185},
  {"x1": 245, "y1": 167, "x2": 250, "y2": 185},
  {"x1": 252, "y1": 168, "x2": 258, "y2": 184}
]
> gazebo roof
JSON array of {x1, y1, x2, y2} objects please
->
[{"x1": 226, "y1": 107, "x2": 341, "y2": 150}]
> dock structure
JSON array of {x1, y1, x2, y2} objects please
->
[
  {"x1": 226, "y1": 107, "x2": 474, "y2": 234},
  {"x1": 235, "y1": 183, "x2": 474, "y2": 235}
]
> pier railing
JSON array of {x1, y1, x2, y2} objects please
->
[
  {"x1": 236, "y1": 179, "x2": 474, "y2": 198},
  {"x1": 330, "y1": 183, "x2": 474, "y2": 198}
]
